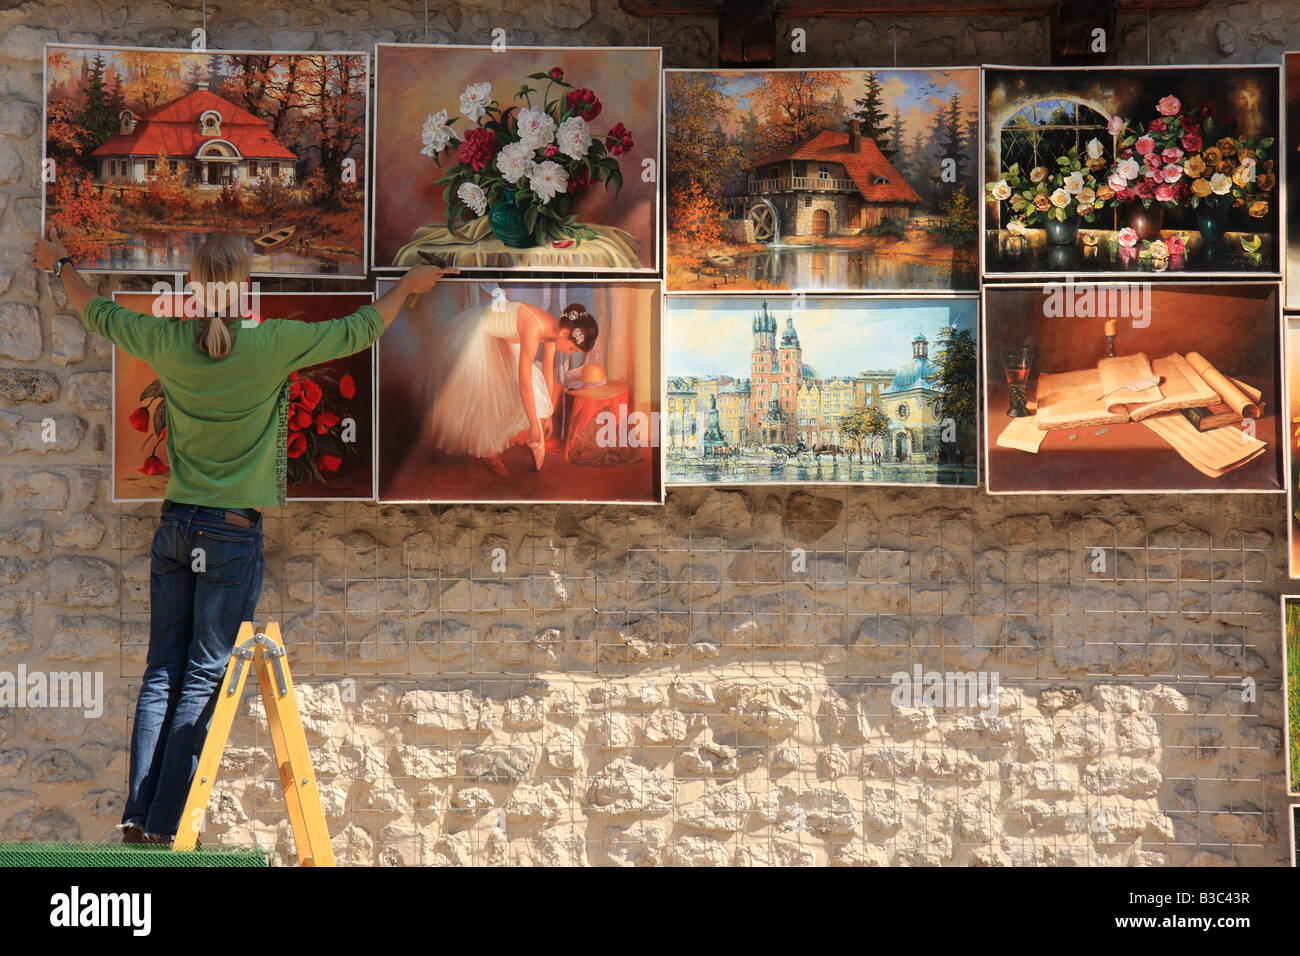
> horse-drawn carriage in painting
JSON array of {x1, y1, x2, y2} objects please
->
[{"x1": 767, "y1": 436, "x2": 841, "y2": 467}]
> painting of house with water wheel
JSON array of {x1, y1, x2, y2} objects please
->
[
  {"x1": 665, "y1": 68, "x2": 979, "y2": 292},
  {"x1": 43, "y1": 45, "x2": 369, "y2": 277}
]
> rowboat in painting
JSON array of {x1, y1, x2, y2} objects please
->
[{"x1": 254, "y1": 226, "x2": 296, "y2": 251}]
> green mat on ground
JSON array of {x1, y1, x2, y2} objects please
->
[{"x1": 0, "y1": 842, "x2": 272, "y2": 867}]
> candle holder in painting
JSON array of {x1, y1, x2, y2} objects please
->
[{"x1": 1002, "y1": 347, "x2": 1034, "y2": 418}]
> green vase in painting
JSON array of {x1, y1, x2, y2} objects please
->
[
  {"x1": 1044, "y1": 216, "x2": 1078, "y2": 245},
  {"x1": 488, "y1": 189, "x2": 534, "y2": 248},
  {"x1": 1195, "y1": 198, "x2": 1230, "y2": 246}
]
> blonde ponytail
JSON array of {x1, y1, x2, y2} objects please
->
[
  {"x1": 190, "y1": 233, "x2": 251, "y2": 360},
  {"x1": 201, "y1": 315, "x2": 234, "y2": 359}
]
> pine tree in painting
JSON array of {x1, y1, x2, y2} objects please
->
[
  {"x1": 888, "y1": 105, "x2": 905, "y2": 162},
  {"x1": 937, "y1": 91, "x2": 967, "y2": 200},
  {"x1": 852, "y1": 71, "x2": 894, "y2": 157}
]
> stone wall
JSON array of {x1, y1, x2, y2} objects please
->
[{"x1": 0, "y1": 0, "x2": 1294, "y2": 865}]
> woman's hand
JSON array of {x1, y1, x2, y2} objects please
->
[
  {"x1": 373, "y1": 263, "x2": 460, "y2": 329},
  {"x1": 31, "y1": 225, "x2": 95, "y2": 317},
  {"x1": 529, "y1": 422, "x2": 544, "y2": 447},
  {"x1": 402, "y1": 263, "x2": 458, "y2": 295},
  {"x1": 31, "y1": 225, "x2": 69, "y2": 271}
]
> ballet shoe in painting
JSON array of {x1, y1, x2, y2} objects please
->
[
  {"x1": 483, "y1": 455, "x2": 509, "y2": 478},
  {"x1": 529, "y1": 441, "x2": 545, "y2": 472}
]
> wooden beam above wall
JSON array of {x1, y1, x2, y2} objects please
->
[
  {"x1": 620, "y1": 0, "x2": 1207, "y2": 16},
  {"x1": 719, "y1": 0, "x2": 776, "y2": 66}
]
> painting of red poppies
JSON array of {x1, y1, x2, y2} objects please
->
[
  {"x1": 44, "y1": 45, "x2": 369, "y2": 277},
  {"x1": 983, "y1": 65, "x2": 1281, "y2": 277},
  {"x1": 111, "y1": 292, "x2": 375, "y2": 501},
  {"x1": 371, "y1": 44, "x2": 660, "y2": 273}
]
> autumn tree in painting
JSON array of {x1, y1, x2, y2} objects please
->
[
  {"x1": 296, "y1": 55, "x2": 368, "y2": 203},
  {"x1": 119, "y1": 50, "x2": 183, "y2": 111},
  {"x1": 747, "y1": 71, "x2": 842, "y2": 155},
  {"x1": 666, "y1": 72, "x2": 742, "y2": 244},
  {"x1": 839, "y1": 403, "x2": 890, "y2": 464},
  {"x1": 219, "y1": 54, "x2": 302, "y2": 136},
  {"x1": 215, "y1": 52, "x2": 367, "y2": 194}
]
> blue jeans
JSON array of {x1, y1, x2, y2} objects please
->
[{"x1": 122, "y1": 504, "x2": 265, "y2": 840}]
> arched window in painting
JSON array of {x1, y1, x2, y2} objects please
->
[{"x1": 999, "y1": 98, "x2": 1109, "y2": 174}]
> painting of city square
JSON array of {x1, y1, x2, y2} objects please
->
[
  {"x1": 983, "y1": 65, "x2": 1281, "y2": 277},
  {"x1": 43, "y1": 45, "x2": 369, "y2": 276},
  {"x1": 665, "y1": 68, "x2": 979, "y2": 292},
  {"x1": 665, "y1": 295, "x2": 978, "y2": 486}
]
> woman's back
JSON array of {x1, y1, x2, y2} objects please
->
[
  {"x1": 84, "y1": 296, "x2": 383, "y2": 508},
  {"x1": 481, "y1": 299, "x2": 524, "y2": 341}
]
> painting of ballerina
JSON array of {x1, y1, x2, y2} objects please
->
[
  {"x1": 371, "y1": 44, "x2": 661, "y2": 273},
  {"x1": 376, "y1": 279, "x2": 662, "y2": 503}
]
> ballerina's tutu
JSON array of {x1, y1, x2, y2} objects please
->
[{"x1": 417, "y1": 299, "x2": 554, "y2": 459}]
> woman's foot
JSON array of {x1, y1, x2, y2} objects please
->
[
  {"x1": 143, "y1": 832, "x2": 200, "y2": 849},
  {"x1": 121, "y1": 824, "x2": 145, "y2": 844},
  {"x1": 483, "y1": 455, "x2": 508, "y2": 478}
]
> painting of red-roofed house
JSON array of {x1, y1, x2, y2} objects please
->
[
  {"x1": 43, "y1": 45, "x2": 368, "y2": 277},
  {"x1": 666, "y1": 69, "x2": 979, "y2": 292}
]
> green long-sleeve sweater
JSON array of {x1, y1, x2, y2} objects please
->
[{"x1": 83, "y1": 295, "x2": 382, "y2": 508}]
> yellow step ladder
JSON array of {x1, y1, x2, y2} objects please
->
[{"x1": 172, "y1": 622, "x2": 335, "y2": 866}]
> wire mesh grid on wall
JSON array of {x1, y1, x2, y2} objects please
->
[{"x1": 113, "y1": 485, "x2": 1288, "y2": 864}]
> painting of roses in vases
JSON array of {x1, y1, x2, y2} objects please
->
[
  {"x1": 111, "y1": 292, "x2": 375, "y2": 501},
  {"x1": 983, "y1": 65, "x2": 1281, "y2": 277},
  {"x1": 372, "y1": 44, "x2": 661, "y2": 273}
]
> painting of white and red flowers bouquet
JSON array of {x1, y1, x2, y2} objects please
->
[
  {"x1": 111, "y1": 292, "x2": 376, "y2": 501},
  {"x1": 983, "y1": 65, "x2": 1280, "y2": 276},
  {"x1": 372, "y1": 45, "x2": 661, "y2": 272}
]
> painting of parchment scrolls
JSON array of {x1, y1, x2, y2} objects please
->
[
  {"x1": 376, "y1": 279, "x2": 661, "y2": 504},
  {"x1": 44, "y1": 44, "x2": 369, "y2": 277},
  {"x1": 665, "y1": 67, "x2": 979, "y2": 292},
  {"x1": 984, "y1": 282, "x2": 1282, "y2": 494},
  {"x1": 372, "y1": 44, "x2": 661, "y2": 273},
  {"x1": 112, "y1": 292, "x2": 376, "y2": 501},
  {"x1": 983, "y1": 64, "x2": 1280, "y2": 278}
]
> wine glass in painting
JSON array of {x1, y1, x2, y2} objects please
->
[{"x1": 1002, "y1": 347, "x2": 1033, "y2": 418}]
